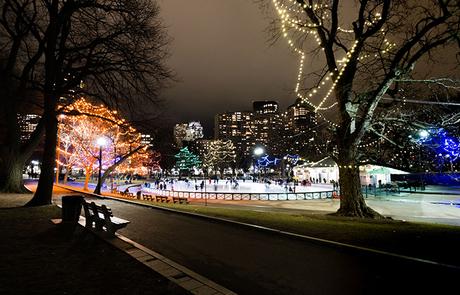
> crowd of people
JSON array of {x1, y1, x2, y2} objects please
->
[{"x1": 142, "y1": 175, "x2": 339, "y2": 193}]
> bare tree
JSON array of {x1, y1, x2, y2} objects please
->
[
  {"x1": 0, "y1": 0, "x2": 172, "y2": 205},
  {"x1": 265, "y1": 0, "x2": 460, "y2": 217},
  {"x1": 0, "y1": 0, "x2": 45, "y2": 193}
]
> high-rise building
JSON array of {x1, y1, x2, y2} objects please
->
[
  {"x1": 251, "y1": 101, "x2": 283, "y2": 155},
  {"x1": 214, "y1": 111, "x2": 254, "y2": 155},
  {"x1": 214, "y1": 101, "x2": 285, "y2": 157},
  {"x1": 174, "y1": 121, "x2": 204, "y2": 147},
  {"x1": 284, "y1": 97, "x2": 317, "y2": 134},
  {"x1": 18, "y1": 114, "x2": 41, "y2": 143},
  {"x1": 282, "y1": 98, "x2": 318, "y2": 155},
  {"x1": 214, "y1": 98, "x2": 319, "y2": 159},
  {"x1": 253, "y1": 100, "x2": 279, "y2": 114},
  {"x1": 140, "y1": 134, "x2": 154, "y2": 147}
]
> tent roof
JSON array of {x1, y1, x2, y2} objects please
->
[
  {"x1": 308, "y1": 157, "x2": 337, "y2": 168},
  {"x1": 367, "y1": 167, "x2": 391, "y2": 175}
]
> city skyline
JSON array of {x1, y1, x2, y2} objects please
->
[
  {"x1": 157, "y1": 0, "x2": 459, "y2": 135},
  {"x1": 158, "y1": 0, "x2": 299, "y2": 132}
]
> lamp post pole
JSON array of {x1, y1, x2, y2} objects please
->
[
  {"x1": 203, "y1": 170, "x2": 207, "y2": 206},
  {"x1": 97, "y1": 146, "x2": 102, "y2": 193},
  {"x1": 94, "y1": 137, "x2": 107, "y2": 195},
  {"x1": 94, "y1": 146, "x2": 103, "y2": 195},
  {"x1": 253, "y1": 146, "x2": 265, "y2": 182}
]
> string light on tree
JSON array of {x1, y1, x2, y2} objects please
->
[{"x1": 271, "y1": 0, "x2": 398, "y2": 126}]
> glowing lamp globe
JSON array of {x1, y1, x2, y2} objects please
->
[
  {"x1": 254, "y1": 147, "x2": 264, "y2": 156},
  {"x1": 419, "y1": 130, "x2": 429, "y2": 138},
  {"x1": 96, "y1": 137, "x2": 107, "y2": 147}
]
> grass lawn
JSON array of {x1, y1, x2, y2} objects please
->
[
  {"x1": 0, "y1": 204, "x2": 188, "y2": 295},
  {"x1": 130, "y1": 199, "x2": 460, "y2": 267}
]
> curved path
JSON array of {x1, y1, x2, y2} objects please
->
[{"x1": 80, "y1": 195, "x2": 458, "y2": 295}]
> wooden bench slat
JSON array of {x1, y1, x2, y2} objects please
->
[
  {"x1": 172, "y1": 196, "x2": 189, "y2": 204},
  {"x1": 82, "y1": 200, "x2": 129, "y2": 235}
]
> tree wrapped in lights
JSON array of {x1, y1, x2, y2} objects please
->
[
  {"x1": 114, "y1": 149, "x2": 161, "y2": 178},
  {"x1": 175, "y1": 147, "x2": 201, "y2": 176},
  {"x1": 355, "y1": 97, "x2": 460, "y2": 173},
  {"x1": 269, "y1": 0, "x2": 460, "y2": 218},
  {"x1": 57, "y1": 98, "x2": 148, "y2": 192},
  {"x1": 204, "y1": 140, "x2": 236, "y2": 176},
  {"x1": 413, "y1": 128, "x2": 460, "y2": 172}
]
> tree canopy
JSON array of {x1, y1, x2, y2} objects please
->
[
  {"x1": 267, "y1": 0, "x2": 460, "y2": 217},
  {"x1": 0, "y1": 0, "x2": 172, "y2": 204}
]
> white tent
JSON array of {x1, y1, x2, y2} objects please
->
[{"x1": 294, "y1": 157, "x2": 408, "y2": 185}]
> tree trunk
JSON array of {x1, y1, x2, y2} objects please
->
[
  {"x1": 0, "y1": 151, "x2": 29, "y2": 193},
  {"x1": 24, "y1": 0, "x2": 61, "y2": 207},
  {"x1": 63, "y1": 166, "x2": 70, "y2": 184},
  {"x1": 334, "y1": 149, "x2": 383, "y2": 219},
  {"x1": 93, "y1": 145, "x2": 144, "y2": 194},
  {"x1": 25, "y1": 100, "x2": 58, "y2": 206},
  {"x1": 84, "y1": 167, "x2": 91, "y2": 191}
]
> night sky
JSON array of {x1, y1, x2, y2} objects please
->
[
  {"x1": 157, "y1": 0, "x2": 459, "y2": 137},
  {"x1": 158, "y1": 0, "x2": 298, "y2": 135}
]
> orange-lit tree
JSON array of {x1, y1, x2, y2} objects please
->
[
  {"x1": 115, "y1": 149, "x2": 161, "y2": 179},
  {"x1": 57, "y1": 99, "x2": 149, "y2": 193}
]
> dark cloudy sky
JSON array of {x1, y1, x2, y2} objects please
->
[
  {"x1": 158, "y1": 0, "x2": 298, "y2": 135},
  {"x1": 156, "y1": 0, "x2": 459, "y2": 137}
]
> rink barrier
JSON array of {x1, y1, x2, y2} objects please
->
[{"x1": 145, "y1": 189, "x2": 334, "y2": 201}]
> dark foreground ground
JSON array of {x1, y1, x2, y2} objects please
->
[{"x1": 0, "y1": 204, "x2": 188, "y2": 295}]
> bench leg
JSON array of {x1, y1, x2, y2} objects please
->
[
  {"x1": 106, "y1": 223, "x2": 127, "y2": 236},
  {"x1": 85, "y1": 217, "x2": 94, "y2": 228},
  {"x1": 95, "y1": 220, "x2": 104, "y2": 231},
  {"x1": 105, "y1": 224, "x2": 116, "y2": 236}
]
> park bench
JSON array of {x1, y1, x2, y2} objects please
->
[
  {"x1": 155, "y1": 195, "x2": 170, "y2": 203},
  {"x1": 82, "y1": 200, "x2": 130, "y2": 235},
  {"x1": 142, "y1": 193, "x2": 154, "y2": 201},
  {"x1": 172, "y1": 196, "x2": 189, "y2": 204},
  {"x1": 119, "y1": 190, "x2": 134, "y2": 198}
]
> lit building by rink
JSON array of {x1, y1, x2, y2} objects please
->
[
  {"x1": 214, "y1": 111, "x2": 254, "y2": 156},
  {"x1": 173, "y1": 121, "x2": 204, "y2": 147},
  {"x1": 18, "y1": 114, "x2": 41, "y2": 143},
  {"x1": 214, "y1": 99, "x2": 317, "y2": 158}
]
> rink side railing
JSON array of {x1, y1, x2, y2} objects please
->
[{"x1": 144, "y1": 189, "x2": 335, "y2": 201}]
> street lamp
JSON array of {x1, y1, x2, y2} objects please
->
[
  {"x1": 253, "y1": 146, "x2": 265, "y2": 181},
  {"x1": 419, "y1": 129, "x2": 429, "y2": 139},
  {"x1": 94, "y1": 137, "x2": 107, "y2": 195},
  {"x1": 254, "y1": 147, "x2": 264, "y2": 156}
]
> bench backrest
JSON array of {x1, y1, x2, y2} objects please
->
[
  {"x1": 84, "y1": 201, "x2": 113, "y2": 218},
  {"x1": 100, "y1": 204, "x2": 113, "y2": 222},
  {"x1": 83, "y1": 201, "x2": 100, "y2": 218}
]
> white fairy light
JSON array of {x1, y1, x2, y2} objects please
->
[{"x1": 272, "y1": 0, "x2": 396, "y2": 125}]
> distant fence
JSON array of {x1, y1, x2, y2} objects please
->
[
  {"x1": 391, "y1": 173, "x2": 460, "y2": 186},
  {"x1": 361, "y1": 182, "x2": 426, "y2": 198},
  {"x1": 147, "y1": 189, "x2": 334, "y2": 201}
]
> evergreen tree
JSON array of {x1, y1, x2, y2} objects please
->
[{"x1": 175, "y1": 147, "x2": 201, "y2": 175}]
